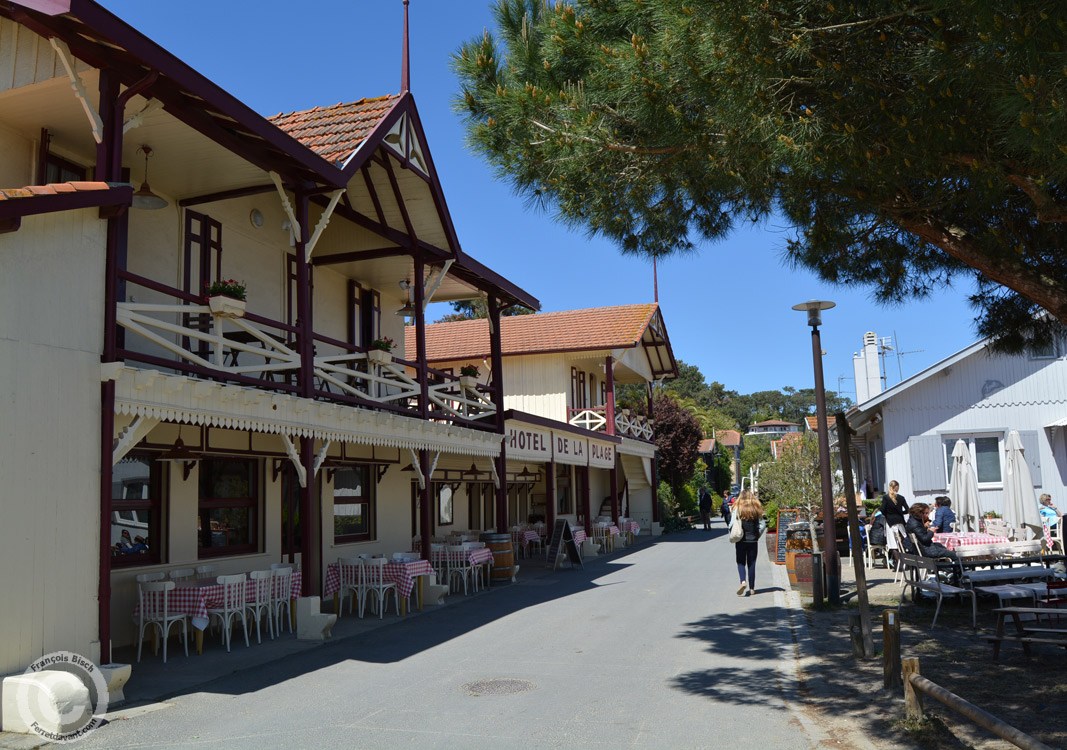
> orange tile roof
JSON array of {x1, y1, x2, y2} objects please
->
[
  {"x1": 718, "y1": 429, "x2": 743, "y2": 447},
  {"x1": 409, "y1": 304, "x2": 662, "y2": 361},
  {"x1": 0, "y1": 181, "x2": 111, "y2": 201},
  {"x1": 269, "y1": 95, "x2": 401, "y2": 165},
  {"x1": 751, "y1": 419, "x2": 800, "y2": 428},
  {"x1": 805, "y1": 416, "x2": 820, "y2": 431},
  {"x1": 698, "y1": 438, "x2": 717, "y2": 453}
]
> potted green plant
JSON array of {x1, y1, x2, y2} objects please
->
[
  {"x1": 367, "y1": 337, "x2": 394, "y2": 364},
  {"x1": 204, "y1": 279, "x2": 246, "y2": 318},
  {"x1": 459, "y1": 364, "x2": 479, "y2": 388}
]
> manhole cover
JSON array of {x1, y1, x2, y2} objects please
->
[{"x1": 462, "y1": 678, "x2": 536, "y2": 696}]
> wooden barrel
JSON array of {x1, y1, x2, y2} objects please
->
[
  {"x1": 480, "y1": 532, "x2": 515, "y2": 585},
  {"x1": 785, "y1": 549, "x2": 798, "y2": 584}
]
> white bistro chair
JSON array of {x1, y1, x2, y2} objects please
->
[
  {"x1": 206, "y1": 574, "x2": 249, "y2": 652},
  {"x1": 136, "y1": 580, "x2": 187, "y2": 663},
  {"x1": 168, "y1": 567, "x2": 195, "y2": 582},
  {"x1": 360, "y1": 557, "x2": 398, "y2": 619},
  {"x1": 195, "y1": 564, "x2": 218, "y2": 580},
  {"x1": 447, "y1": 545, "x2": 476, "y2": 595},
  {"x1": 271, "y1": 566, "x2": 294, "y2": 635},
  {"x1": 246, "y1": 570, "x2": 275, "y2": 643},
  {"x1": 337, "y1": 557, "x2": 364, "y2": 617}
]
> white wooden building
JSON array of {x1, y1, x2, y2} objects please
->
[
  {"x1": 0, "y1": 0, "x2": 538, "y2": 678},
  {"x1": 409, "y1": 305, "x2": 678, "y2": 535},
  {"x1": 846, "y1": 333, "x2": 1066, "y2": 510}
]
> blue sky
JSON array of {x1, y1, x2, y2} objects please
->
[{"x1": 99, "y1": 0, "x2": 983, "y2": 402}]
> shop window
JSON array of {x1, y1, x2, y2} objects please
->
[
  {"x1": 198, "y1": 458, "x2": 258, "y2": 557},
  {"x1": 333, "y1": 465, "x2": 375, "y2": 543},
  {"x1": 111, "y1": 454, "x2": 162, "y2": 567}
]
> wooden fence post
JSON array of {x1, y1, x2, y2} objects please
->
[
  {"x1": 883, "y1": 609, "x2": 901, "y2": 689},
  {"x1": 903, "y1": 657, "x2": 923, "y2": 720},
  {"x1": 849, "y1": 614, "x2": 864, "y2": 658}
]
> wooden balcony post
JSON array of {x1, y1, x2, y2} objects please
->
[
  {"x1": 295, "y1": 191, "x2": 314, "y2": 399},
  {"x1": 581, "y1": 465, "x2": 591, "y2": 534},
  {"x1": 413, "y1": 254, "x2": 428, "y2": 419},
  {"x1": 546, "y1": 458, "x2": 556, "y2": 530},
  {"x1": 604, "y1": 355, "x2": 615, "y2": 436},
  {"x1": 610, "y1": 460, "x2": 619, "y2": 525},
  {"x1": 488, "y1": 296, "x2": 507, "y2": 530},
  {"x1": 419, "y1": 449, "x2": 432, "y2": 558},
  {"x1": 299, "y1": 436, "x2": 319, "y2": 596}
]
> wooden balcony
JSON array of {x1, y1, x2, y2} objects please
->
[
  {"x1": 114, "y1": 270, "x2": 497, "y2": 429},
  {"x1": 567, "y1": 406, "x2": 654, "y2": 441}
]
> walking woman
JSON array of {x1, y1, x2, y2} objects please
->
[
  {"x1": 880, "y1": 480, "x2": 909, "y2": 563},
  {"x1": 734, "y1": 489, "x2": 763, "y2": 596}
]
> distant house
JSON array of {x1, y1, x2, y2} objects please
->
[
  {"x1": 771, "y1": 431, "x2": 804, "y2": 460},
  {"x1": 746, "y1": 419, "x2": 801, "y2": 438},
  {"x1": 847, "y1": 332, "x2": 1066, "y2": 512},
  {"x1": 717, "y1": 430, "x2": 744, "y2": 491}
]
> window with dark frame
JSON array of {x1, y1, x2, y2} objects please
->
[
  {"x1": 111, "y1": 453, "x2": 162, "y2": 567},
  {"x1": 38, "y1": 129, "x2": 88, "y2": 185},
  {"x1": 570, "y1": 367, "x2": 579, "y2": 410},
  {"x1": 556, "y1": 464, "x2": 572, "y2": 515},
  {"x1": 437, "y1": 483, "x2": 454, "y2": 526},
  {"x1": 333, "y1": 465, "x2": 376, "y2": 543},
  {"x1": 578, "y1": 371, "x2": 587, "y2": 408},
  {"x1": 197, "y1": 458, "x2": 258, "y2": 558}
]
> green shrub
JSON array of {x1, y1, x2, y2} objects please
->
[
  {"x1": 762, "y1": 497, "x2": 781, "y2": 531},
  {"x1": 661, "y1": 514, "x2": 693, "y2": 534},
  {"x1": 863, "y1": 500, "x2": 881, "y2": 517},
  {"x1": 676, "y1": 484, "x2": 698, "y2": 517}
]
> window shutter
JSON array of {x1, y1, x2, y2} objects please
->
[
  {"x1": 1017, "y1": 430, "x2": 1043, "y2": 487},
  {"x1": 909, "y1": 434, "x2": 947, "y2": 492}
]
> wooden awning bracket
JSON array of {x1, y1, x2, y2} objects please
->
[
  {"x1": 422, "y1": 259, "x2": 454, "y2": 309},
  {"x1": 407, "y1": 448, "x2": 424, "y2": 489},
  {"x1": 270, "y1": 171, "x2": 302, "y2": 242},
  {"x1": 112, "y1": 414, "x2": 159, "y2": 465},
  {"x1": 312, "y1": 439, "x2": 332, "y2": 478},
  {"x1": 489, "y1": 456, "x2": 500, "y2": 489},
  {"x1": 123, "y1": 98, "x2": 163, "y2": 134},
  {"x1": 281, "y1": 433, "x2": 306, "y2": 488},
  {"x1": 305, "y1": 189, "x2": 343, "y2": 261},
  {"x1": 50, "y1": 38, "x2": 103, "y2": 144}
]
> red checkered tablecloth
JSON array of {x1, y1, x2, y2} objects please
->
[
  {"x1": 430, "y1": 547, "x2": 494, "y2": 568},
  {"x1": 511, "y1": 529, "x2": 541, "y2": 547},
  {"x1": 324, "y1": 560, "x2": 435, "y2": 599},
  {"x1": 134, "y1": 573, "x2": 302, "y2": 630},
  {"x1": 592, "y1": 524, "x2": 620, "y2": 538},
  {"x1": 620, "y1": 521, "x2": 640, "y2": 536},
  {"x1": 571, "y1": 528, "x2": 587, "y2": 546},
  {"x1": 932, "y1": 532, "x2": 1002, "y2": 551}
]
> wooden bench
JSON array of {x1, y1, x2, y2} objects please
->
[
  {"x1": 986, "y1": 606, "x2": 1067, "y2": 659},
  {"x1": 899, "y1": 553, "x2": 976, "y2": 629}
]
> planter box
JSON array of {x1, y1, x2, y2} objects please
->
[
  {"x1": 459, "y1": 375, "x2": 478, "y2": 388},
  {"x1": 207, "y1": 295, "x2": 246, "y2": 318},
  {"x1": 765, "y1": 533, "x2": 777, "y2": 557},
  {"x1": 367, "y1": 348, "x2": 393, "y2": 365}
]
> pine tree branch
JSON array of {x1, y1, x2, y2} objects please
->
[{"x1": 528, "y1": 119, "x2": 696, "y2": 155}]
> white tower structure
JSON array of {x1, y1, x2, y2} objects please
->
[{"x1": 852, "y1": 331, "x2": 882, "y2": 404}]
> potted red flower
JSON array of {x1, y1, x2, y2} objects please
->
[
  {"x1": 367, "y1": 337, "x2": 395, "y2": 365},
  {"x1": 459, "y1": 364, "x2": 479, "y2": 388},
  {"x1": 204, "y1": 279, "x2": 247, "y2": 318}
]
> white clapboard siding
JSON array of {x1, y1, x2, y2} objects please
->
[
  {"x1": 0, "y1": 208, "x2": 107, "y2": 674},
  {"x1": 0, "y1": 17, "x2": 90, "y2": 93}
]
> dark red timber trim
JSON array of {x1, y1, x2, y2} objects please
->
[
  {"x1": 545, "y1": 458, "x2": 556, "y2": 530},
  {"x1": 419, "y1": 449, "x2": 432, "y2": 562},
  {"x1": 413, "y1": 254, "x2": 429, "y2": 419}
]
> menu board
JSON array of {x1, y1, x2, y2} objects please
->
[
  {"x1": 775, "y1": 509, "x2": 801, "y2": 564},
  {"x1": 545, "y1": 519, "x2": 583, "y2": 570}
]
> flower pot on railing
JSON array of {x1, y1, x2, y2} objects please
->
[
  {"x1": 367, "y1": 349, "x2": 393, "y2": 365},
  {"x1": 459, "y1": 375, "x2": 478, "y2": 389},
  {"x1": 207, "y1": 295, "x2": 246, "y2": 318}
]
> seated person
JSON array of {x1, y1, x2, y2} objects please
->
[
  {"x1": 931, "y1": 496, "x2": 956, "y2": 534},
  {"x1": 1039, "y1": 493, "x2": 1059, "y2": 528},
  {"x1": 868, "y1": 509, "x2": 887, "y2": 547},
  {"x1": 905, "y1": 503, "x2": 956, "y2": 560}
]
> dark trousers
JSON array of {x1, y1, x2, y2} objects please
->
[
  {"x1": 735, "y1": 541, "x2": 758, "y2": 588},
  {"x1": 700, "y1": 511, "x2": 711, "y2": 529}
]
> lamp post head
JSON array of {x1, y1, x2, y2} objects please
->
[{"x1": 792, "y1": 299, "x2": 836, "y2": 328}]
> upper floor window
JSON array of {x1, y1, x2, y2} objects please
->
[
  {"x1": 38, "y1": 129, "x2": 87, "y2": 184},
  {"x1": 1030, "y1": 337, "x2": 1059, "y2": 360},
  {"x1": 111, "y1": 454, "x2": 162, "y2": 567}
]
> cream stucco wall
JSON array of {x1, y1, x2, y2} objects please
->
[{"x1": 0, "y1": 209, "x2": 107, "y2": 675}]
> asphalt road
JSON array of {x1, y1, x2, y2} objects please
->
[{"x1": 71, "y1": 526, "x2": 828, "y2": 750}]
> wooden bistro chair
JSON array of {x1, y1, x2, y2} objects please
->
[
  {"x1": 195, "y1": 564, "x2": 219, "y2": 580},
  {"x1": 447, "y1": 545, "x2": 476, "y2": 595},
  {"x1": 168, "y1": 567, "x2": 195, "y2": 583},
  {"x1": 360, "y1": 557, "x2": 399, "y2": 619},
  {"x1": 271, "y1": 566, "x2": 294, "y2": 635},
  {"x1": 137, "y1": 580, "x2": 187, "y2": 663}
]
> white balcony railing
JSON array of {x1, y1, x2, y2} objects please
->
[{"x1": 566, "y1": 406, "x2": 654, "y2": 441}]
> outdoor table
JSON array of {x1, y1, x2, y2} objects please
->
[
  {"x1": 987, "y1": 607, "x2": 1067, "y2": 659},
  {"x1": 619, "y1": 520, "x2": 640, "y2": 544},
  {"x1": 511, "y1": 529, "x2": 541, "y2": 553},
  {"x1": 431, "y1": 547, "x2": 494, "y2": 585},
  {"x1": 932, "y1": 531, "x2": 1001, "y2": 551},
  {"x1": 324, "y1": 559, "x2": 435, "y2": 617},
  {"x1": 571, "y1": 528, "x2": 587, "y2": 546},
  {"x1": 135, "y1": 572, "x2": 302, "y2": 655}
]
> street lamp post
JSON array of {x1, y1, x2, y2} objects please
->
[{"x1": 792, "y1": 299, "x2": 840, "y2": 605}]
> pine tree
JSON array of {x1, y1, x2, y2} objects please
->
[{"x1": 454, "y1": 0, "x2": 1067, "y2": 351}]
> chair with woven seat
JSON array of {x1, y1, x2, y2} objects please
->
[
  {"x1": 359, "y1": 557, "x2": 398, "y2": 619},
  {"x1": 246, "y1": 570, "x2": 275, "y2": 643},
  {"x1": 206, "y1": 574, "x2": 249, "y2": 652},
  {"x1": 337, "y1": 557, "x2": 364, "y2": 617},
  {"x1": 271, "y1": 566, "x2": 294, "y2": 635},
  {"x1": 136, "y1": 580, "x2": 187, "y2": 663}
]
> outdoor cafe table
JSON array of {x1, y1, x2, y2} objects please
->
[
  {"x1": 571, "y1": 528, "x2": 587, "y2": 546},
  {"x1": 323, "y1": 559, "x2": 435, "y2": 616},
  {"x1": 430, "y1": 546, "x2": 494, "y2": 584},
  {"x1": 932, "y1": 531, "x2": 1001, "y2": 551},
  {"x1": 962, "y1": 565, "x2": 1054, "y2": 588},
  {"x1": 136, "y1": 573, "x2": 303, "y2": 655},
  {"x1": 511, "y1": 529, "x2": 541, "y2": 549},
  {"x1": 619, "y1": 520, "x2": 640, "y2": 544},
  {"x1": 591, "y1": 524, "x2": 621, "y2": 552}
]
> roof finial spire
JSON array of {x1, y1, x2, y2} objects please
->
[{"x1": 401, "y1": 0, "x2": 411, "y2": 93}]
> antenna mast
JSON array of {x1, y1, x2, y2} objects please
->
[{"x1": 401, "y1": 0, "x2": 411, "y2": 93}]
